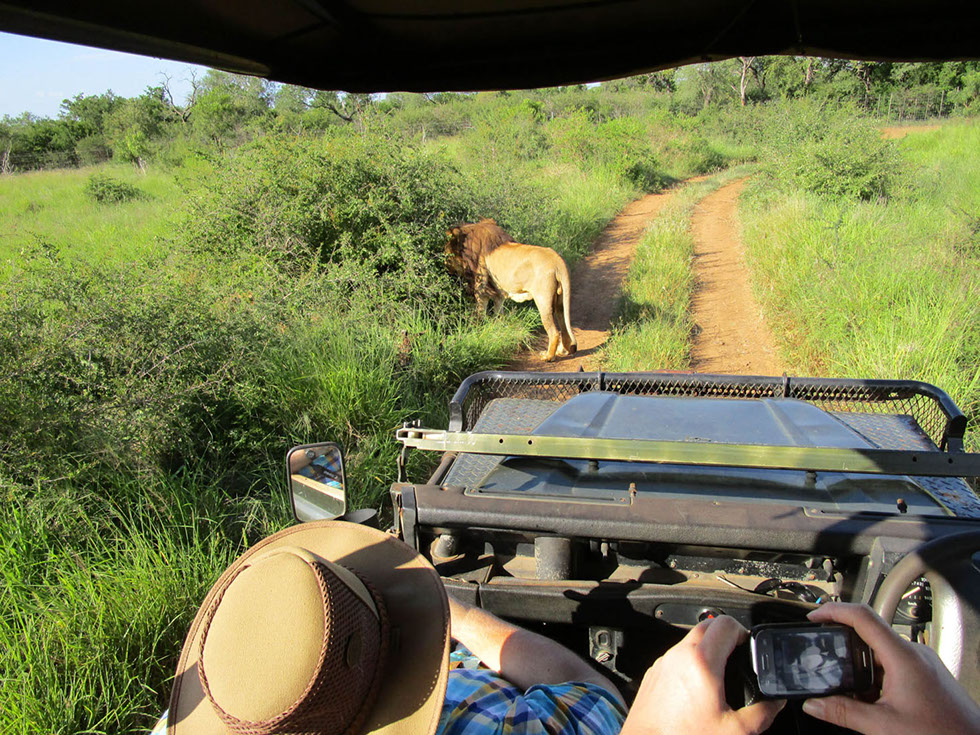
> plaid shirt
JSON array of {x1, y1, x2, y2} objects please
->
[
  {"x1": 437, "y1": 668, "x2": 626, "y2": 735},
  {"x1": 149, "y1": 669, "x2": 625, "y2": 735}
]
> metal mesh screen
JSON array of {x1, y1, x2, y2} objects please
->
[{"x1": 453, "y1": 372, "x2": 965, "y2": 452}]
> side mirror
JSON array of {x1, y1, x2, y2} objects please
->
[{"x1": 286, "y1": 443, "x2": 347, "y2": 522}]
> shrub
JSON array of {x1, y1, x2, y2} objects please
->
[
  {"x1": 391, "y1": 101, "x2": 472, "y2": 139},
  {"x1": 0, "y1": 250, "x2": 282, "y2": 490},
  {"x1": 179, "y1": 132, "x2": 477, "y2": 300},
  {"x1": 75, "y1": 135, "x2": 112, "y2": 166},
  {"x1": 463, "y1": 104, "x2": 549, "y2": 166},
  {"x1": 761, "y1": 101, "x2": 901, "y2": 200},
  {"x1": 84, "y1": 172, "x2": 147, "y2": 203},
  {"x1": 548, "y1": 111, "x2": 665, "y2": 189},
  {"x1": 0, "y1": 243, "x2": 524, "y2": 500},
  {"x1": 666, "y1": 135, "x2": 729, "y2": 175}
]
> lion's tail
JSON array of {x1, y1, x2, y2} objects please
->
[{"x1": 558, "y1": 260, "x2": 577, "y2": 353}]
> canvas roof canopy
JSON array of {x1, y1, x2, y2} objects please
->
[{"x1": 1, "y1": 0, "x2": 978, "y2": 92}]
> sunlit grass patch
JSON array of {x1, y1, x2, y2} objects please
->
[
  {"x1": 601, "y1": 166, "x2": 753, "y2": 371},
  {"x1": 0, "y1": 163, "x2": 181, "y2": 270}
]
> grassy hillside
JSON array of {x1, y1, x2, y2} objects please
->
[{"x1": 739, "y1": 119, "x2": 980, "y2": 449}]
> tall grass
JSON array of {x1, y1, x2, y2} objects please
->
[
  {"x1": 601, "y1": 167, "x2": 753, "y2": 370},
  {"x1": 739, "y1": 121, "x2": 980, "y2": 449},
  {"x1": 0, "y1": 472, "x2": 286, "y2": 733},
  {"x1": 0, "y1": 164, "x2": 180, "y2": 270}
]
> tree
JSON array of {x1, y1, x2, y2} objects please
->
[
  {"x1": 188, "y1": 72, "x2": 273, "y2": 146},
  {"x1": 104, "y1": 88, "x2": 169, "y2": 170},
  {"x1": 158, "y1": 72, "x2": 195, "y2": 124},
  {"x1": 0, "y1": 119, "x2": 12, "y2": 174},
  {"x1": 735, "y1": 57, "x2": 757, "y2": 105},
  {"x1": 674, "y1": 62, "x2": 736, "y2": 111},
  {"x1": 605, "y1": 71, "x2": 677, "y2": 93},
  {"x1": 311, "y1": 90, "x2": 374, "y2": 124},
  {"x1": 60, "y1": 91, "x2": 122, "y2": 138},
  {"x1": 765, "y1": 57, "x2": 819, "y2": 99},
  {"x1": 273, "y1": 84, "x2": 315, "y2": 115}
]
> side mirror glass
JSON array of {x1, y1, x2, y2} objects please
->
[{"x1": 286, "y1": 443, "x2": 346, "y2": 522}]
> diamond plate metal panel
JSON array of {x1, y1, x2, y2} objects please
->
[
  {"x1": 444, "y1": 398, "x2": 560, "y2": 487},
  {"x1": 832, "y1": 412, "x2": 936, "y2": 451}
]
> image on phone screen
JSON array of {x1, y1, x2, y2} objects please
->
[{"x1": 776, "y1": 629, "x2": 853, "y2": 691}]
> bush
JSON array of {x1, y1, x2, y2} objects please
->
[
  {"x1": 761, "y1": 101, "x2": 901, "y2": 200},
  {"x1": 463, "y1": 104, "x2": 549, "y2": 167},
  {"x1": 75, "y1": 135, "x2": 112, "y2": 166},
  {"x1": 84, "y1": 172, "x2": 147, "y2": 203},
  {"x1": 548, "y1": 111, "x2": 666, "y2": 190},
  {"x1": 666, "y1": 135, "x2": 729, "y2": 175},
  {"x1": 0, "y1": 249, "x2": 282, "y2": 490},
  {"x1": 0, "y1": 243, "x2": 526, "y2": 500},
  {"x1": 179, "y1": 132, "x2": 477, "y2": 300},
  {"x1": 391, "y1": 101, "x2": 472, "y2": 139}
]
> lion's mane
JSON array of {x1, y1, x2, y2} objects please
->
[
  {"x1": 446, "y1": 218, "x2": 511, "y2": 273},
  {"x1": 445, "y1": 218, "x2": 512, "y2": 295}
]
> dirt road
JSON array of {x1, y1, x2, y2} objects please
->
[
  {"x1": 509, "y1": 174, "x2": 783, "y2": 375},
  {"x1": 881, "y1": 124, "x2": 941, "y2": 139}
]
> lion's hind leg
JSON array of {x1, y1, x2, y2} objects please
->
[
  {"x1": 552, "y1": 291, "x2": 574, "y2": 357},
  {"x1": 552, "y1": 285, "x2": 576, "y2": 357},
  {"x1": 533, "y1": 291, "x2": 561, "y2": 362}
]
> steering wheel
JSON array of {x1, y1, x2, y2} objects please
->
[{"x1": 872, "y1": 530, "x2": 980, "y2": 700}]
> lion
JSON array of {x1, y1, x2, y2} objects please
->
[{"x1": 445, "y1": 218, "x2": 577, "y2": 362}]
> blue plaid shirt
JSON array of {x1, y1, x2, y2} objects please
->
[
  {"x1": 437, "y1": 668, "x2": 625, "y2": 734},
  {"x1": 150, "y1": 669, "x2": 625, "y2": 735}
]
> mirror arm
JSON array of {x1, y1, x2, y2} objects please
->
[{"x1": 397, "y1": 420, "x2": 421, "y2": 482}]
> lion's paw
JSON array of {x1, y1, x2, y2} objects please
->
[{"x1": 540, "y1": 351, "x2": 556, "y2": 362}]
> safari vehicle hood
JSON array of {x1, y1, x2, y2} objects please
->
[
  {"x1": 2, "y1": 1, "x2": 979, "y2": 92},
  {"x1": 451, "y1": 393, "x2": 964, "y2": 517},
  {"x1": 400, "y1": 371, "x2": 980, "y2": 522}
]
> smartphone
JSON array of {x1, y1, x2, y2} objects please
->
[{"x1": 749, "y1": 622, "x2": 875, "y2": 698}]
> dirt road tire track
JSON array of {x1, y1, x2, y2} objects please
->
[
  {"x1": 689, "y1": 177, "x2": 784, "y2": 375},
  {"x1": 508, "y1": 173, "x2": 784, "y2": 375}
]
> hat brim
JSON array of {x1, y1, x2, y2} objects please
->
[{"x1": 168, "y1": 521, "x2": 450, "y2": 735}]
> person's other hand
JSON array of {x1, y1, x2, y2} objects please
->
[
  {"x1": 802, "y1": 603, "x2": 980, "y2": 735},
  {"x1": 621, "y1": 615, "x2": 784, "y2": 735}
]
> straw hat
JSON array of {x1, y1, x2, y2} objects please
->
[{"x1": 167, "y1": 520, "x2": 450, "y2": 735}]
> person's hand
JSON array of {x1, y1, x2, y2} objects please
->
[
  {"x1": 621, "y1": 616, "x2": 784, "y2": 735},
  {"x1": 802, "y1": 603, "x2": 980, "y2": 735}
]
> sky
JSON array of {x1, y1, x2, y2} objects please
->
[{"x1": 0, "y1": 31, "x2": 208, "y2": 119}]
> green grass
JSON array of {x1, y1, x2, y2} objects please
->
[
  {"x1": 0, "y1": 164, "x2": 181, "y2": 271},
  {"x1": 739, "y1": 120, "x2": 980, "y2": 449},
  {"x1": 0, "y1": 473, "x2": 288, "y2": 734},
  {"x1": 601, "y1": 166, "x2": 753, "y2": 370}
]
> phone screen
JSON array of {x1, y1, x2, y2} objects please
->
[
  {"x1": 751, "y1": 624, "x2": 872, "y2": 698},
  {"x1": 775, "y1": 629, "x2": 853, "y2": 691}
]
